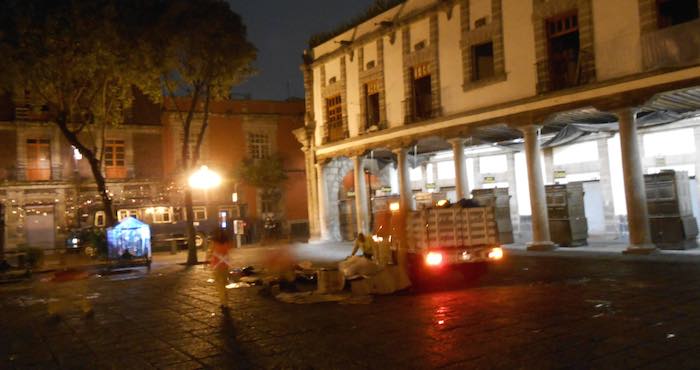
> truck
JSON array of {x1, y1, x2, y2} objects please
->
[{"x1": 404, "y1": 204, "x2": 505, "y2": 277}]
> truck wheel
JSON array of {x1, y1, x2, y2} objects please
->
[{"x1": 195, "y1": 232, "x2": 207, "y2": 249}]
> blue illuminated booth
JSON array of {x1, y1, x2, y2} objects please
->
[{"x1": 107, "y1": 217, "x2": 152, "y2": 262}]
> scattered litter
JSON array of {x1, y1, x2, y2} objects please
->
[
  {"x1": 667, "y1": 334, "x2": 676, "y2": 339},
  {"x1": 225, "y1": 282, "x2": 250, "y2": 289},
  {"x1": 339, "y1": 256, "x2": 381, "y2": 279},
  {"x1": 239, "y1": 276, "x2": 261, "y2": 284},
  {"x1": 438, "y1": 320, "x2": 445, "y2": 325},
  {"x1": 275, "y1": 291, "x2": 351, "y2": 304},
  {"x1": 522, "y1": 268, "x2": 529, "y2": 271},
  {"x1": 586, "y1": 299, "x2": 611, "y2": 308},
  {"x1": 241, "y1": 266, "x2": 255, "y2": 276},
  {"x1": 85, "y1": 293, "x2": 100, "y2": 300},
  {"x1": 297, "y1": 261, "x2": 313, "y2": 270},
  {"x1": 654, "y1": 322, "x2": 664, "y2": 326},
  {"x1": 206, "y1": 278, "x2": 215, "y2": 283}
]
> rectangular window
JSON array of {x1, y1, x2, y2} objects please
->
[
  {"x1": 412, "y1": 64, "x2": 432, "y2": 121},
  {"x1": 151, "y1": 207, "x2": 172, "y2": 223},
  {"x1": 546, "y1": 12, "x2": 581, "y2": 91},
  {"x1": 104, "y1": 139, "x2": 126, "y2": 179},
  {"x1": 364, "y1": 82, "x2": 380, "y2": 129},
  {"x1": 117, "y1": 209, "x2": 140, "y2": 221},
  {"x1": 472, "y1": 42, "x2": 495, "y2": 81},
  {"x1": 26, "y1": 138, "x2": 50, "y2": 180},
  {"x1": 326, "y1": 95, "x2": 344, "y2": 141},
  {"x1": 657, "y1": 0, "x2": 699, "y2": 28},
  {"x1": 193, "y1": 206, "x2": 207, "y2": 221},
  {"x1": 247, "y1": 133, "x2": 270, "y2": 159},
  {"x1": 94, "y1": 211, "x2": 106, "y2": 227}
]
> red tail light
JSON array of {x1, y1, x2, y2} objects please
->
[{"x1": 425, "y1": 252, "x2": 443, "y2": 266}]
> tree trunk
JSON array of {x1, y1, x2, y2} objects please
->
[
  {"x1": 54, "y1": 113, "x2": 115, "y2": 226},
  {"x1": 184, "y1": 188, "x2": 198, "y2": 265}
]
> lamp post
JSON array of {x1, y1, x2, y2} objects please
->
[{"x1": 187, "y1": 166, "x2": 221, "y2": 258}]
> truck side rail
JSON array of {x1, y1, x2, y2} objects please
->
[{"x1": 407, "y1": 207, "x2": 499, "y2": 251}]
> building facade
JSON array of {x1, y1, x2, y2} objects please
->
[
  {"x1": 298, "y1": 0, "x2": 700, "y2": 253},
  {"x1": 0, "y1": 92, "x2": 308, "y2": 251},
  {"x1": 162, "y1": 99, "x2": 309, "y2": 241}
]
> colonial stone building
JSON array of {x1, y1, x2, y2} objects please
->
[
  {"x1": 0, "y1": 91, "x2": 164, "y2": 251},
  {"x1": 297, "y1": 0, "x2": 700, "y2": 253}
]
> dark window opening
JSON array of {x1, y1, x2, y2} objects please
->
[
  {"x1": 472, "y1": 42, "x2": 495, "y2": 81},
  {"x1": 546, "y1": 12, "x2": 581, "y2": 91},
  {"x1": 657, "y1": 0, "x2": 699, "y2": 28},
  {"x1": 364, "y1": 83, "x2": 380, "y2": 129},
  {"x1": 326, "y1": 95, "x2": 344, "y2": 141},
  {"x1": 413, "y1": 75, "x2": 432, "y2": 120}
]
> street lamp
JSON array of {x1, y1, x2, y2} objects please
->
[
  {"x1": 187, "y1": 165, "x2": 222, "y2": 249},
  {"x1": 188, "y1": 165, "x2": 221, "y2": 190}
]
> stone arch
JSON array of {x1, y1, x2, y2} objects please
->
[{"x1": 323, "y1": 156, "x2": 354, "y2": 241}]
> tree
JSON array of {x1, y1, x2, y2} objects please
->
[
  {"x1": 0, "y1": 0, "x2": 163, "y2": 227},
  {"x1": 236, "y1": 156, "x2": 289, "y2": 219},
  {"x1": 159, "y1": 0, "x2": 255, "y2": 265}
]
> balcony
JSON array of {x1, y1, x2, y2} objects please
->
[
  {"x1": 105, "y1": 167, "x2": 127, "y2": 179},
  {"x1": 26, "y1": 168, "x2": 50, "y2": 181},
  {"x1": 536, "y1": 49, "x2": 595, "y2": 94},
  {"x1": 642, "y1": 19, "x2": 700, "y2": 71}
]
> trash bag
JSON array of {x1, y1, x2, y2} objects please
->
[{"x1": 339, "y1": 256, "x2": 382, "y2": 279}]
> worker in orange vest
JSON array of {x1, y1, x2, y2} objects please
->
[{"x1": 209, "y1": 228, "x2": 232, "y2": 310}]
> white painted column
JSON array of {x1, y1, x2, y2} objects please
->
[
  {"x1": 597, "y1": 136, "x2": 618, "y2": 235},
  {"x1": 449, "y1": 138, "x2": 469, "y2": 200},
  {"x1": 505, "y1": 152, "x2": 520, "y2": 234},
  {"x1": 473, "y1": 156, "x2": 482, "y2": 189},
  {"x1": 617, "y1": 109, "x2": 655, "y2": 254},
  {"x1": 522, "y1": 125, "x2": 556, "y2": 251},
  {"x1": 315, "y1": 163, "x2": 331, "y2": 241},
  {"x1": 353, "y1": 155, "x2": 370, "y2": 235},
  {"x1": 394, "y1": 148, "x2": 414, "y2": 213},
  {"x1": 543, "y1": 147, "x2": 554, "y2": 184}
]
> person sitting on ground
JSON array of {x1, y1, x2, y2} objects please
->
[{"x1": 351, "y1": 233, "x2": 375, "y2": 260}]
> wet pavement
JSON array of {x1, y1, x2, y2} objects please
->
[{"x1": 3, "y1": 245, "x2": 700, "y2": 369}]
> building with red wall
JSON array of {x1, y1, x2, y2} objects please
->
[{"x1": 162, "y1": 98, "x2": 309, "y2": 241}]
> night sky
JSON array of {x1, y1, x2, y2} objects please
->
[{"x1": 229, "y1": 0, "x2": 375, "y2": 101}]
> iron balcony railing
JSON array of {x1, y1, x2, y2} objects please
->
[
  {"x1": 536, "y1": 48, "x2": 595, "y2": 94},
  {"x1": 642, "y1": 19, "x2": 700, "y2": 71}
]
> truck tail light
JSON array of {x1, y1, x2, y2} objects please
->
[
  {"x1": 488, "y1": 247, "x2": 504, "y2": 260},
  {"x1": 425, "y1": 252, "x2": 443, "y2": 266}
]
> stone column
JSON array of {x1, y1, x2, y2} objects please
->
[
  {"x1": 597, "y1": 136, "x2": 618, "y2": 235},
  {"x1": 543, "y1": 147, "x2": 554, "y2": 184},
  {"x1": 505, "y1": 152, "x2": 520, "y2": 234},
  {"x1": 617, "y1": 109, "x2": 655, "y2": 254},
  {"x1": 473, "y1": 156, "x2": 482, "y2": 190},
  {"x1": 302, "y1": 148, "x2": 320, "y2": 240},
  {"x1": 353, "y1": 155, "x2": 370, "y2": 235},
  {"x1": 315, "y1": 163, "x2": 331, "y2": 241},
  {"x1": 393, "y1": 147, "x2": 414, "y2": 270},
  {"x1": 449, "y1": 138, "x2": 469, "y2": 200},
  {"x1": 394, "y1": 148, "x2": 414, "y2": 213},
  {"x1": 521, "y1": 125, "x2": 556, "y2": 251}
]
